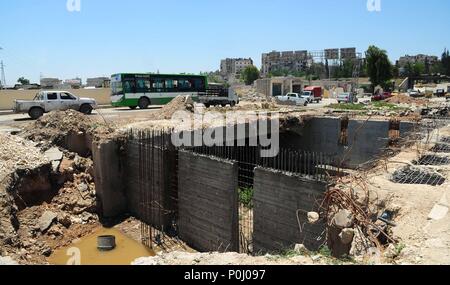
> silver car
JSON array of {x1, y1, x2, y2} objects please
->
[{"x1": 337, "y1": 93, "x2": 358, "y2": 104}]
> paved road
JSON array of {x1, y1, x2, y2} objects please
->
[
  {"x1": 0, "y1": 106, "x2": 163, "y2": 129},
  {"x1": 0, "y1": 99, "x2": 340, "y2": 132}
]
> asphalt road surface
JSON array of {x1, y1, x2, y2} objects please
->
[{"x1": 0, "y1": 99, "x2": 338, "y2": 132}]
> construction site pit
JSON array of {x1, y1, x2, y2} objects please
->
[{"x1": 2, "y1": 98, "x2": 450, "y2": 265}]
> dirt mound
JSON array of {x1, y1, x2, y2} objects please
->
[
  {"x1": 21, "y1": 110, "x2": 114, "y2": 151},
  {"x1": 150, "y1": 96, "x2": 195, "y2": 120},
  {"x1": 385, "y1": 94, "x2": 427, "y2": 105}
]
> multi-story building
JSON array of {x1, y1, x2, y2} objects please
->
[
  {"x1": 261, "y1": 50, "x2": 311, "y2": 76},
  {"x1": 397, "y1": 54, "x2": 439, "y2": 67},
  {"x1": 220, "y1": 58, "x2": 253, "y2": 80}
]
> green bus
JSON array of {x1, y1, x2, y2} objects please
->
[{"x1": 111, "y1": 73, "x2": 207, "y2": 109}]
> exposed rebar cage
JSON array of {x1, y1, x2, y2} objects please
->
[
  {"x1": 414, "y1": 154, "x2": 450, "y2": 166},
  {"x1": 391, "y1": 166, "x2": 446, "y2": 186},
  {"x1": 128, "y1": 129, "x2": 177, "y2": 250},
  {"x1": 129, "y1": 128, "x2": 336, "y2": 254}
]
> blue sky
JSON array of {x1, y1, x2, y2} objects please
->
[{"x1": 0, "y1": 0, "x2": 449, "y2": 84}]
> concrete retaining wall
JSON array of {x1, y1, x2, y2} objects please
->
[
  {"x1": 92, "y1": 139, "x2": 127, "y2": 218},
  {"x1": 281, "y1": 117, "x2": 416, "y2": 169},
  {"x1": 253, "y1": 168, "x2": 327, "y2": 253},
  {"x1": 178, "y1": 151, "x2": 239, "y2": 252}
]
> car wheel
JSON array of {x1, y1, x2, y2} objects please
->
[
  {"x1": 138, "y1": 97, "x2": 150, "y2": 109},
  {"x1": 204, "y1": 103, "x2": 210, "y2": 108},
  {"x1": 230, "y1": 101, "x2": 236, "y2": 107},
  {"x1": 304, "y1": 102, "x2": 308, "y2": 106},
  {"x1": 80, "y1": 104, "x2": 93, "y2": 115},
  {"x1": 221, "y1": 103, "x2": 227, "y2": 107},
  {"x1": 29, "y1": 107, "x2": 44, "y2": 120},
  {"x1": 129, "y1": 106, "x2": 137, "y2": 110}
]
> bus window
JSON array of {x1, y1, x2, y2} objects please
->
[
  {"x1": 123, "y1": 80, "x2": 136, "y2": 93},
  {"x1": 151, "y1": 78, "x2": 164, "y2": 92},
  {"x1": 179, "y1": 79, "x2": 192, "y2": 91},
  {"x1": 165, "y1": 79, "x2": 174, "y2": 90},
  {"x1": 136, "y1": 79, "x2": 150, "y2": 93}
]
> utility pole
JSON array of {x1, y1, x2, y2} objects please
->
[
  {"x1": 0, "y1": 47, "x2": 5, "y2": 88},
  {"x1": 0, "y1": 61, "x2": 6, "y2": 88}
]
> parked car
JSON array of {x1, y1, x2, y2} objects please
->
[
  {"x1": 371, "y1": 92, "x2": 393, "y2": 101},
  {"x1": 434, "y1": 89, "x2": 446, "y2": 97},
  {"x1": 13, "y1": 91, "x2": 98, "y2": 120},
  {"x1": 276, "y1": 93, "x2": 308, "y2": 106},
  {"x1": 303, "y1": 86, "x2": 323, "y2": 103},
  {"x1": 337, "y1": 93, "x2": 358, "y2": 104},
  {"x1": 408, "y1": 89, "x2": 423, "y2": 98}
]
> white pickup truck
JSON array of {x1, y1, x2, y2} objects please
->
[
  {"x1": 275, "y1": 93, "x2": 308, "y2": 106},
  {"x1": 13, "y1": 91, "x2": 98, "y2": 120}
]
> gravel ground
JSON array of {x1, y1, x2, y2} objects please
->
[{"x1": 132, "y1": 251, "x2": 324, "y2": 265}]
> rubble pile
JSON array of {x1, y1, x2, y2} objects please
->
[
  {"x1": 0, "y1": 133, "x2": 99, "y2": 264},
  {"x1": 234, "y1": 86, "x2": 267, "y2": 102}
]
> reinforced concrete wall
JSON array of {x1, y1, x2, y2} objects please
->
[
  {"x1": 253, "y1": 168, "x2": 327, "y2": 253},
  {"x1": 281, "y1": 117, "x2": 415, "y2": 169},
  {"x1": 93, "y1": 139, "x2": 127, "y2": 218},
  {"x1": 178, "y1": 151, "x2": 239, "y2": 252}
]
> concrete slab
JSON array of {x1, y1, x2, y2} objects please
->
[
  {"x1": 44, "y1": 147, "x2": 63, "y2": 161},
  {"x1": 428, "y1": 194, "x2": 449, "y2": 220}
]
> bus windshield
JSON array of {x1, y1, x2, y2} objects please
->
[{"x1": 111, "y1": 81, "x2": 123, "y2": 96}]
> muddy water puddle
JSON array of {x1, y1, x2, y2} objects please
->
[{"x1": 49, "y1": 228, "x2": 154, "y2": 265}]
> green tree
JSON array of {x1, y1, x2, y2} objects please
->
[
  {"x1": 365, "y1": 45, "x2": 393, "y2": 90},
  {"x1": 441, "y1": 49, "x2": 450, "y2": 76},
  {"x1": 241, "y1": 65, "x2": 260, "y2": 85},
  {"x1": 17, "y1": 77, "x2": 30, "y2": 85}
]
